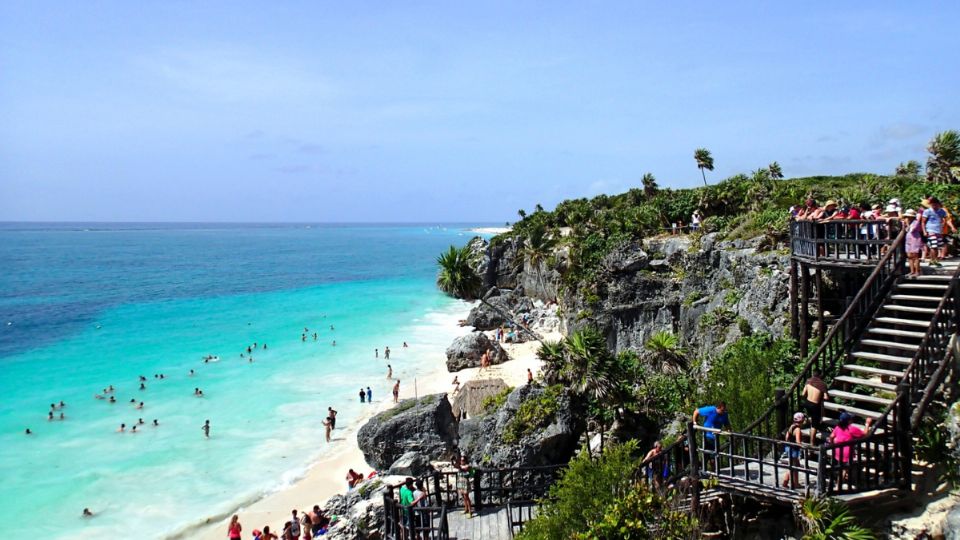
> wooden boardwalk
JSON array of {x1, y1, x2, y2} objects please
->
[{"x1": 445, "y1": 507, "x2": 522, "y2": 540}]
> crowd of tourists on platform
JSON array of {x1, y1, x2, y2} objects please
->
[{"x1": 791, "y1": 196, "x2": 955, "y2": 273}]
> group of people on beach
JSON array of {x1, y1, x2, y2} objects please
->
[{"x1": 228, "y1": 506, "x2": 335, "y2": 540}]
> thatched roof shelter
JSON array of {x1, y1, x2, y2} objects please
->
[{"x1": 451, "y1": 378, "x2": 509, "y2": 419}]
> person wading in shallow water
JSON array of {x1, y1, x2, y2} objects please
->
[{"x1": 201, "y1": 420, "x2": 210, "y2": 438}]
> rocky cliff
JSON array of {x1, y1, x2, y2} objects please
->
[{"x1": 471, "y1": 232, "x2": 790, "y2": 360}]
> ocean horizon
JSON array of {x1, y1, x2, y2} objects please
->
[{"x1": 0, "y1": 223, "x2": 486, "y2": 537}]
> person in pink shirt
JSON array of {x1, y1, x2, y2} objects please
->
[
  {"x1": 903, "y1": 209, "x2": 924, "y2": 276},
  {"x1": 829, "y1": 411, "x2": 873, "y2": 484}
]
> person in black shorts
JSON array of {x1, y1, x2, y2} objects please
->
[{"x1": 801, "y1": 371, "x2": 828, "y2": 444}]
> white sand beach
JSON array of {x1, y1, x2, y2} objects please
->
[
  {"x1": 190, "y1": 316, "x2": 559, "y2": 540},
  {"x1": 467, "y1": 227, "x2": 512, "y2": 235}
]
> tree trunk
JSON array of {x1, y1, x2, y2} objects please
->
[
  {"x1": 700, "y1": 167, "x2": 708, "y2": 186},
  {"x1": 479, "y1": 297, "x2": 545, "y2": 344}
]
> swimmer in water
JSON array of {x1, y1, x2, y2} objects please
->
[
  {"x1": 118, "y1": 423, "x2": 126, "y2": 432},
  {"x1": 25, "y1": 428, "x2": 31, "y2": 435},
  {"x1": 109, "y1": 396, "x2": 116, "y2": 403},
  {"x1": 375, "y1": 348, "x2": 378, "y2": 358},
  {"x1": 189, "y1": 369, "x2": 195, "y2": 376},
  {"x1": 387, "y1": 364, "x2": 393, "y2": 379},
  {"x1": 48, "y1": 412, "x2": 54, "y2": 421},
  {"x1": 263, "y1": 343, "x2": 267, "y2": 349},
  {"x1": 153, "y1": 419, "x2": 159, "y2": 426},
  {"x1": 201, "y1": 420, "x2": 210, "y2": 438},
  {"x1": 59, "y1": 400, "x2": 66, "y2": 408},
  {"x1": 332, "y1": 340, "x2": 336, "y2": 346},
  {"x1": 313, "y1": 332, "x2": 317, "y2": 341},
  {"x1": 132, "y1": 425, "x2": 138, "y2": 433},
  {"x1": 130, "y1": 399, "x2": 136, "y2": 404},
  {"x1": 108, "y1": 385, "x2": 114, "y2": 393},
  {"x1": 138, "y1": 418, "x2": 145, "y2": 425},
  {"x1": 136, "y1": 402, "x2": 144, "y2": 409},
  {"x1": 403, "y1": 342, "x2": 408, "y2": 348},
  {"x1": 83, "y1": 508, "x2": 93, "y2": 517},
  {"x1": 59, "y1": 412, "x2": 64, "y2": 420},
  {"x1": 95, "y1": 393, "x2": 105, "y2": 400},
  {"x1": 140, "y1": 383, "x2": 146, "y2": 390}
]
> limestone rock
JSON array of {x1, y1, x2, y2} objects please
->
[
  {"x1": 387, "y1": 451, "x2": 430, "y2": 477},
  {"x1": 457, "y1": 384, "x2": 583, "y2": 468},
  {"x1": 357, "y1": 394, "x2": 458, "y2": 471},
  {"x1": 445, "y1": 332, "x2": 509, "y2": 371}
]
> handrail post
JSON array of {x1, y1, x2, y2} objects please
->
[
  {"x1": 897, "y1": 382, "x2": 913, "y2": 491},
  {"x1": 433, "y1": 470, "x2": 442, "y2": 507},
  {"x1": 816, "y1": 444, "x2": 826, "y2": 497},
  {"x1": 473, "y1": 468, "x2": 483, "y2": 511},
  {"x1": 775, "y1": 388, "x2": 787, "y2": 436},
  {"x1": 686, "y1": 422, "x2": 701, "y2": 515}
]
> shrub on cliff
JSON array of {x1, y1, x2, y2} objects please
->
[
  {"x1": 700, "y1": 334, "x2": 798, "y2": 428},
  {"x1": 517, "y1": 441, "x2": 698, "y2": 540}
]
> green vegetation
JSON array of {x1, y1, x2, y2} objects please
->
[
  {"x1": 694, "y1": 147, "x2": 715, "y2": 186},
  {"x1": 700, "y1": 334, "x2": 798, "y2": 429},
  {"x1": 699, "y1": 306, "x2": 735, "y2": 329},
  {"x1": 517, "y1": 441, "x2": 698, "y2": 540},
  {"x1": 481, "y1": 386, "x2": 513, "y2": 415},
  {"x1": 799, "y1": 497, "x2": 876, "y2": 540},
  {"x1": 914, "y1": 407, "x2": 960, "y2": 487},
  {"x1": 926, "y1": 130, "x2": 960, "y2": 184},
  {"x1": 643, "y1": 330, "x2": 687, "y2": 371},
  {"x1": 502, "y1": 384, "x2": 564, "y2": 444}
]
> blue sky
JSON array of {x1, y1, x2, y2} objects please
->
[{"x1": 1, "y1": 1, "x2": 958, "y2": 222}]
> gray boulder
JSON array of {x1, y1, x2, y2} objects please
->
[
  {"x1": 323, "y1": 479, "x2": 388, "y2": 540},
  {"x1": 466, "y1": 291, "x2": 535, "y2": 331},
  {"x1": 445, "y1": 332, "x2": 509, "y2": 372},
  {"x1": 387, "y1": 451, "x2": 430, "y2": 477},
  {"x1": 458, "y1": 384, "x2": 583, "y2": 468},
  {"x1": 357, "y1": 394, "x2": 458, "y2": 471}
]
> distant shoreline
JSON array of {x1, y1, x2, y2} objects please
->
[{"x1": 467, "y1": 227, "x2": 512, "y2": 235}]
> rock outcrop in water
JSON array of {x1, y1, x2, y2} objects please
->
[
  {"x1": 444, "y1": 332, "x2": 509, "y2": 371},
  {"x1": 357, "y1": 394, "x2": 458, "y2": 472}
]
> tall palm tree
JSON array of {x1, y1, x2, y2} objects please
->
[
  {"x1": 768, "y1": 161, "x2": 784, "y2": 180},
  {"x1": 436, "y1": 244, "x2": 543, "y2": 342},
  {"x1": 520, "y1": 224, "x2": 558, "y2": 298},
  {"x1": 694, "y1": 148, "x2": 715, "y2": 186},
  {"x1": 895, "y1": 160, "x2": 922, "y2": 177},
  {"x1": 926, "y1": 130, "x2": 960, "y2": 184},
  {"x1": 641, "y1": 173, "x2": 659, "y2": 198},
  {"x1": 518, "y1": 209, "x2": 528, "y2": 219}
]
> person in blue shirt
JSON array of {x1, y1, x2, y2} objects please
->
[
  {"x1": 693, "y1": 401, "x2": 730, "y2": 469},
  {"x1": 921, "y1": 196, "x2": 948, "y2": 267}
]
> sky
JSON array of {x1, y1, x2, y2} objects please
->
[{"x1": 1, "y1": 1, "x2": 958, "y2": 222}]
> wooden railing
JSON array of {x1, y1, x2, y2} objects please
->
[
  {"x1": 745, "y1": 227, "x2": 907, "y2": 440},
  {"x1": 382, "y1": 464, "x2": 563, "y2": 540},
  {"x1": 790, "y1": 219, "x2": 901, "y2": 263}
]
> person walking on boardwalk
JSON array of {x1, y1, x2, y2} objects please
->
[
  {"x1": 782, "y1": 412, "x2": 805, "y2": 488},
  {"x1": 801, "y1": 371, "x2": 829, "y2": 444},
  {"x1": 829, "y1": 411, "x2": 873, "y2": 486},
  {"x1": 922, "y1": 196, "x2": 947, "y2": 267},
  {"x1": 399, "y1": 477, "x2": 416, "y2": 538},
  {"x1": 692, "y1": 401, "x2": 730, "y2": 470},
  {"x1": 456, "y1": 455, "x2": 475, "y2": 519}
]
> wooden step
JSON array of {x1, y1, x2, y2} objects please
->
[
  {"x1": 823, "y1": 401, "x2": 887, "y2": 419},
  {"x1": 881, "y1": 304, "x2": 937, "y2": 314},
  {"x1": 833, "y1": 375, "x2": 898, "y2": 392},
  {"x1": 849, "y1": 351, "x2": 912, "y2": 365},
  {"x1": 889, "y1": 294, "x2": 942, "y2": 302},
  {"x1": 859, "y1": 339, "x2": 920, "y2": 352},
  {"x1": 867, "y1": 327, "x2": 926, "y2": 339},
  {"x1": 843, "y1": 364, "x2": 905, "y2": 378},
  {"x1": 873, "y1": 317, "x2": 931, "y2": 328},
  {"x1": 828, "y1": 389, "x2": 894, "y2": 407},
  {"x1": 914, "y1": 274, "x2": 954, "y2": 281},
  {"x1": 897, "y1": 282, "x2": 949, "y2": 290}
]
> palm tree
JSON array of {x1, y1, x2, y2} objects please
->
[
  {"x1": 926, "y1": 130, "x2": 960, "y2": 184},
  {"x1": 518, "y1": 209, "x2": 528, "y2": 219},
  {"x1": 644, "y1": 330, "x2": 687, "y2": 371},
  {"x1": 536, "y1": 340, "x2": 566, "y2": 383},
  {"x1": 560, "y1": 328, "x2": 619, "y2": 453},
  {"x1": 641, "y1": 173, "x2": 659, "y2": 198},
  {"x1": 895, "y1": 160, "x2": 922, "y2": 177},
  {"x1": 746, "y1": 168, "x2": 774, "y2": 212},
  {"x1": 535, "y1": 203, "x2": 544, "y2": 213},
  {"x1": 519, "y1": 224, "x2": 558, "y2": 299},
  {"x1": 436, "y1": 244, "x2": 543, "y2": 342},
  {"x1": 799, "y1": 497, "x2": 876, "y2": 540},
  {"x1": 694, "y1": 148, "x2": 715, "y2": 186},
  {"x1": 768, "y1": 161, "x2": 784, "y2": 180}
]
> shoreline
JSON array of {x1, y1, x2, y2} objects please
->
[
  {"x1": 188, "y1": 304, "x2": 557, "y2": 540},
  {"x1": 467, "y1": 226, "x2": 511, "y2": 235}
]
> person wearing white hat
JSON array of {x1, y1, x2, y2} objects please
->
[
  {"x1": 888, "y1": 198, "x2": 902, "y2": 213},
  {"x1": 782, "y1": 412, "x2": 806, "y2": 488}
]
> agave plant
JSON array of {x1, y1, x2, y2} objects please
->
[
  {"x1": 926, "y1": 130, "x2": 960, "y2": 184},
  {"x1": 694, "y1": 148, "x2": 715, "y2": 187},
  {"x1": 799, "y1": 497, "x2": 876, "y2": 540}
]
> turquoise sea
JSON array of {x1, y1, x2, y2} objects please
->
[{"x1": 0, "y1": 223, "x2": 480, "y2": 538}]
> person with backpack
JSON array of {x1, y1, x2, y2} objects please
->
[{"x1": 782, "y1": 412, "x2": 805, "y2": 488}]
